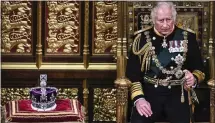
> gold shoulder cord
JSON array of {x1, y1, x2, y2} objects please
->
[
  {"x1": 132, "y1": 30, "x2": 152, "y2": 72},
  {"x1": 178, "y1": 26, "x2": 196, "y2": 34}
]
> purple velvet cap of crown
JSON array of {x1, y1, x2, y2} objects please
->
[
  {"x1": 30, "y1": 87, "x2": 57, "y2": 101},
  {"x1": 30, "y1": 87, "x2": 58, "y2": 111}
]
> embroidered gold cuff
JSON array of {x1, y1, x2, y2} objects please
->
[
  {"x1": 192, "y1": 70, "x2": 205, "y2": 83},
  {"x1": 131, "y1": 82, "x2": 144, "y2": 100}
]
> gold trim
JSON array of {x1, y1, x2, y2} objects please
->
[
  {"x1": 2, "y1": 63, "x2": 116, "y2": 70},
  {"x1": 84, "y1": 2, "x2": 89, "y2": 69},
  {"x1": 131, "y1": 91, "x2": 144, "y2": 100},
  {"x1": 134, "y1": 26, "x2": 152, "y2": 35},
  {"x1": 2, "y1": 63, "x2": 38, "y2": 69},
  {"x1": 87, "y1": 63, "x2": 116, "y2": 70},
  {"x1": 192, "y1": 70, "x2": 205, "y2": 83},
  {"x1": 130, "y1": 82, "x2": 144, "y2": 100},
  {"x1": 10, "y1": 100, "x2": 79, "y2": 116},
  {"x1": 36, "y1": 1, "x2": 42, "y2": 69}
]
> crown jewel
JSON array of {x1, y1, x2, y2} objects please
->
[{"x1": 30, "y1": 74, "x2": 58, "y2": 111}]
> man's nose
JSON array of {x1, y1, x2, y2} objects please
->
[{"x1": 163, "y1": 20, "x2": 168, "y2": 28}]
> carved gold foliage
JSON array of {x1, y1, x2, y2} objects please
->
[
  {"x1": 57, "y1": 88, "x2": 78, "y2": 99},
  {"x1": 116, "y1": 87, "x2": 128, "y2": 106},
  {"x1": 93, "y1": 88, "x2": 116, "y2": 121},
  {"x1": 1, "y1": 1, "x2": 32, "y2": 53},
  {"x1": 176, "y1": 13, "x2": 197, "y2": 31},
  {"x1": 1, "y1": 88, "x2": 78, "y2": 105},
  {"x1": 46, "y1": 1, "x2": 80, "y2": 54},
  {"x1": 94, "y1": 2, "x2": 118, "y2": 54},
  {"x1": 1, "y1": 88, "x2": 30, "y2": 105}
]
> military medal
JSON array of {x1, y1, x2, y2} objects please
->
[
  {"x1": 162, "y1": 36, "x2": 168, "y2": 48},
  {"x1": 171, "y1": 54, "x2": 184, "y2": 65},
  {"x1": 175, "y1": 70, "x2": 183, "y2": 79},
  {"x1": 169, "y1": 40, "x2": 187, "y2": 53}
]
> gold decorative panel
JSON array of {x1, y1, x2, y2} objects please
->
[
  {"x1": 1, "y1": 1, "x2": 32, "y2": 53},
  {"x1": 1, "y1": 88, "x2": 78, "y2": 105},
  {"x1": 57, "y1": 88, "x2": 78, "y2": 99},
  {"x1": 93, "y1": 88, "x2": 116, "y2": 121},
  {"x1": 46, "y1": 1, "x2": 80, "y2": 54},
  {"x1": 1, "y1": 88, "x2": 30, "y2": 105},
  {"x1": 128, "y1": 2, "x2": 209, "y2": 58},
  {"x1": 93, "y1": 2, "x2": 118, "y2": 54}
]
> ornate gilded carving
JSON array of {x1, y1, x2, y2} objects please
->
[
  {"x1": 83, "y1": 79, "x2": 89, "y2": 121},
  {"x1": 46, "y1": 1, "x2": 80, "y2": 54},
  {"x1": 57, "y1": 88, "x2": 78, "y2": 99},
  {"x1": 93, "y1": 88, "x2": 116, "y2": 121},
  {"x1": 115, "y1": 78, "x2": 131, "y2": 105},
  {"x1": 115, "y1": 77, "x2": 131, "y2": 123},
  {"x1": 1, "y1": 88, "x2": 78, "y2": 105},
  {"x1": 176, "y1": 13, "x2": 198, "y2": 31},
  {"x1": 1, "y1": 88, "x2": 30, "y2": 105},
  {"x1": 93, "y1": 2, "x2": 118, "y2": 54},
  {"x1": 1, "y1": 1, "x2": 32, "y2": 53}
]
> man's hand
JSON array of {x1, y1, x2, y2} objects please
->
[
  {"x1": 183, "y1": 69, "x2": 196, "y2": 90},
  {"x1": 135, "y1": 98, "x2": 153, "y2": 117}
]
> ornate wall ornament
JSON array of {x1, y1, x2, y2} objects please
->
[
  {"x1": 93, "y1": 88, "x2": 116, "y2": 121},
  {"x1": 128, "y1": 2, "x2": 209, "y2": 58},
  {"x1": 93, "y1": 2, "x2": 118, "y2": 54},
  {"x1": 1, "y1": 1, "x2": 32, "y2": 53},
  {"x1": 1, "y1": 88, "x2": 30, "y2": 105},
  {"x1": 46, "y1": 1, "x2": 80, "y2": 54},
  {"x1": 57, "y1": 88, "x2": 78, "y2": 99}
]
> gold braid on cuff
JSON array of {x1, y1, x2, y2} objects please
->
[
  {"x1": 192, "y1": 70, "x2": 205, "y2": 83},
  {"x1": 131, "y1": 82, "x2": 144, "y2": 100}
]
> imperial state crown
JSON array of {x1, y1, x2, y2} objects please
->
[{"x1": 30, "y1": 74, "x2": 58, "y2": 111}]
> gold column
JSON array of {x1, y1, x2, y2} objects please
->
[
  {"x1": 83, "y1": 1, "x2": 89, "y2": 69},
  {"x1": 83, "y1": 79, "x2": 89, "y2": 121},
  {"x1": 115, "y1": 2, "x2": 131, "y2": 123},
  {"x1": 207, "y1": 2, "x2": 215, "y2": 123},
  {"x1": 36, "y1": 1, "x2": 42, "y2": 69}
]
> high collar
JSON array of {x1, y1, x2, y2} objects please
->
[{"x1": 153, "y1": 25, "x2": 175, "y2": 38}]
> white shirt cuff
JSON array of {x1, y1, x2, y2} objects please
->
[{"x1": 134, "y1": 98, "x2": 145, "y2": 106}]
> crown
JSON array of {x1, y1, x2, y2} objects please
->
[{"x1": 30, "y1": 74, "x2": 58, "y2": 111}]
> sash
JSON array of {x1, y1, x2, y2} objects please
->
[{"x1": 147, "y1": 29, "x2": 187, "y2": 76}]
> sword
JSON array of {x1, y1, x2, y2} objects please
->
[{"x1": 188, "y1": 88, "x2": 198, "y2": 123}]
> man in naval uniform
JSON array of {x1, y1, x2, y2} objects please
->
[{"x1": 126, "y1": 2, "x2": 205, "y2": 123}]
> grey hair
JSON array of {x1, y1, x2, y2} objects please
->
[{"x1": 151, "y1": 2, "x2": 177, "y2": 24}]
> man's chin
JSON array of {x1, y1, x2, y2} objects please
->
[{"x1": 161, "y1": 31, "x2": 171, "y2": 36}]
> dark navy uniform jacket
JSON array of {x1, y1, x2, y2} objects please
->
[{"x1": 126, "y1": 26, "x2": 205, "y2": 104}]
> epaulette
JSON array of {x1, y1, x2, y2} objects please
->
[
  {"x1": 134, "y1": 26, "x2": 152, "y2": 35},
  {"x1": 178, "y1": 26, "x2": 196, "y2": 34},
  {"x1": 185, "y1": 28, "x2": 196, "y2": 34}
]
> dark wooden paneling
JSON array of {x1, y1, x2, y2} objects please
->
[{"x1": 2, "y1": 69, "x2": 116, "y2": 87}]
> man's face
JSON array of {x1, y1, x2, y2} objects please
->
[{"x1": 154, "y1": 6, "x2": 174, "y2": 36}]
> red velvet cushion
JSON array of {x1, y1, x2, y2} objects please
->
[{"x1": 5, "y1": 99, "x2": 84, "y2": 122}]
